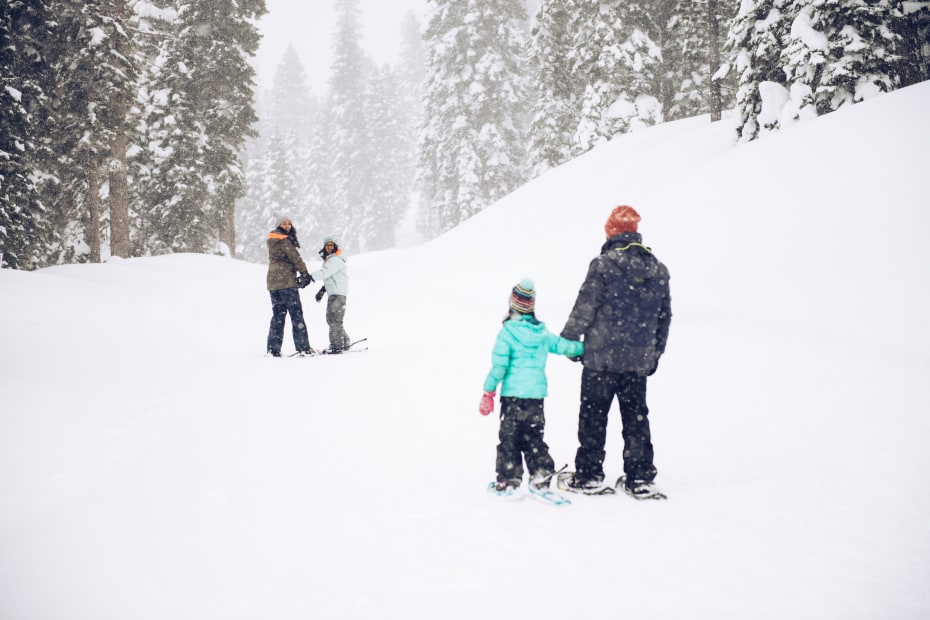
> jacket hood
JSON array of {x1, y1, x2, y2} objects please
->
[{"x1": 503, "y1": 315, "x2": 548, "y2": 347}]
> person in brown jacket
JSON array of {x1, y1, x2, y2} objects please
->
[{"x1": 266, "y1": 217, "x2": 314, "y2": 357}]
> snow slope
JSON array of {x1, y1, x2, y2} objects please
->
[{"x1": 1, "y1": 81, "x2": 929, "y2": 620}]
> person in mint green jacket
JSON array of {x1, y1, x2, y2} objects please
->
[{"x1": 480, "y1": 278, "x2": 584, "y2": 494}]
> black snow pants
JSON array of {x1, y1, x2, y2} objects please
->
[
  {"x1": 496, "y1": 397, "x2": 555, "y2": 484},
  {"x1": 574, "y1": 368, "x2": 657, "y2": 484}
]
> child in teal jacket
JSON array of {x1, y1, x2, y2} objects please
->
[{"x1": 480, "y1": 278, "x2": 584, "y2": 493}]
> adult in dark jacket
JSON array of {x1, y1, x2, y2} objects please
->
[
  {"x1": 559, "y1": 205, "x2": 671, "y2": 499},
  {"x1": 266, "y1": 217, "x2": 314, "y2": 357}
]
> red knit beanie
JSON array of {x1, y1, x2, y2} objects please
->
[{"x1": 604, "y1": 205, "x2": 641, "y2": 237}]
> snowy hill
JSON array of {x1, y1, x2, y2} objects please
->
[{"x1": 2, "y1": 81, "x2": 929, "y2": 620}]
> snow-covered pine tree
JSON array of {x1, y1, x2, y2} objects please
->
[
  {"x1": 234, "y1": 147, "x2": 268, "y2": 263},
  {"x1": 893, "y1": 0, "x2": 929, "y2": 85},
  {"x1": 270, "y1": 46, "x2": 320, "y2": 244},
  {"x1": 270, "y1": 44, "x2": 316, "y2": 144},
  {"x1": 781, "y1": 0, "x2": 906, "y2": 122},
  {"x1": 528, "y1": 0, "x2": 578, "y2": 175},
  {"x1": 417, "y1": 0, "x2": 530, "y2": 236},
  {"x1": 49, "y1": 0, "x2": 139, "y2": 263},
  {"x1": 398, "y1": 11, "x2": 427, "y2": 103},
  {"x1": 146, "y1": 0, "x2": 265, "y2": 255},
  {"x1": 707, "y1": 0, "x2": 740, "y2": 122},
  {"x1": 357, "y1": 64, "x2": 413, "y2": 251},
  {"x1": 648, "y1": 0, "x2": 714, "y2": 122},
  {"x1": 235, "y1": 46, "x2": 322, "y2": 263},
  {"x1": 326, "y1": 0, "x2": 369, "y2": 251},
  {"x1": 397, "y1": 12, "x2": 427, "y2": 241},
  {"x1": 0, "y1": 0, "x2": 55, "y2": 269},
  {"x1": 103, "y1": 0, "x2": 138, "y2": 259},
  {"x1": 727, "y1": 0, "x2": 798, "y2": 142},
  {"x1": 129, "y1": 0, "x2": 177, "y2": 257},
  {"x1": 569, "y1": 0, "x2": 662, "y2": 155}
]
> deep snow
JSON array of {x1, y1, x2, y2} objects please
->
[{"x1": 2, "y1": 81, "x2": 929, "y2": 620}]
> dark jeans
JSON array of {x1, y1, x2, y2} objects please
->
[
  {"x1": 496, "y1": 397, "x2": 555, "y2": 483},
  {"x1": 267, "y1": 287, "x2": 310, "y2": 354},
  {"x1": 574, "y1": 368, "x2": 657, "y2": 483}
]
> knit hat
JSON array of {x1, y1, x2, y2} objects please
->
[
  {"x1": 604, "y1": 205, "x2": 641, "y2": 237},
  {"x1": 323, "y1": 235, "x2": 339, "y2": 247},
  {"x1": 274, "y1": 215, "x2": 293, "y2": 228},
  {"x1": 510, "y1": 278, "x2": 536, "y2": 314}
]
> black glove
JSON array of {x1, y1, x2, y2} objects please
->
[
  {"x1": 315, "y1": 285, "x2": 326, "y2": 302},
  {"x1": 298, "y1": 273, "x2": 313, "y2": 288}
]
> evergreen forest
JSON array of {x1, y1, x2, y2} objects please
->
[{"x1": 2, "y1": 0, "x2": 927, "y2": 269}]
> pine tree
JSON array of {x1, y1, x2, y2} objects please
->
[
  {"x1": 147, "y1": 0, "x2": 265, "y2": 255},
  {"x1": 359, "y1": 64, "x2": 412, "y2": 251},
  {"x1": 781, "y1": 0, "x2": 906, "y2": 122},
  {"x1": 326, "y1": 0, "x2": 369, "y2": 251},
  {"x1": 528, "y1": 0, "x2": 578, "y2": 175},
  {"x1": 895, "y1": 0, "x2": 929, "y2": 84},
  {"x1": 270, "y1": 44, "x2": 316, "y2": 142},
  {"x1": 727, "y1": 0, "x2": 797, "y2": 141},
  {"x1": 130, "y1": 0, "x2": 178, "y2": 257},
  {"x1": 569, "y1": 0, "x2": 662, "y2": 155},
  {"x1": 0, "y1": 0, "x2": 54, "y2": 269},
  {"x1": 48, "y1": 0, "x2": 140, "y2": 263},
  {"x1": 649, "y1": 0, "x2": 713, "y2": 122},
  {"x1": 418, "y1": 0, "x2": 529, "y2": 236},
  {"x1": 707, "y1": 0, "x2": 736, "y2": 122},
  {"x1": 397, "y1": 12, "x2": 427, "y2": 240}
]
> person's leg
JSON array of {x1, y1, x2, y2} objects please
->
[
  {"x1": 617, "y1": 372, "x2": 657, "y2": 482},
  {"x1": 326, "y1": 295, "x2": 348, "y2": 352},
  {"x1": 282, "y1": 288, "x2": 311, "y2": 352},
  {"x1": 574, "y1": 368, "x2": 620, "y2": 483},
  {"x1": 495, "y1": 397, "x2": 525, "y2": 486},
  {"x1": 518, "y1": 399, "x2": 555, "y2": 485},
  {"x1": 266, "y1": 290, "x2": 288, "y2": 355}
]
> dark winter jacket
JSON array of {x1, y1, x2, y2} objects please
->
[
  {"x1": 266, "y1": 228, "x2": 310, "y2": 291},
  {"x1": 561, "y1": 232, "x2": 671, "y2": 374}
]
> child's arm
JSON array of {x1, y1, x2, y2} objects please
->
[
  {"x1": 483, "y1": 333, "x2": 511, "y2": 393},
  {"x1": 548, "y1": 331, "x2": 584, "y2": 358},
  {"x1": 480, "y1": 331, "x2": 511, "y2": 416}
]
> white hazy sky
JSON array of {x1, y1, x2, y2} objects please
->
[{"x1": 252, "y1": 0, "x2": 430, "y2": 95}]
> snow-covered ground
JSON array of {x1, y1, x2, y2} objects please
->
[{"x1": 2, "y1": 81, "x2": 929, "y2": 619}]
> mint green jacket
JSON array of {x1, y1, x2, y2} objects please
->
[{"x1": 483, "y1": 315, "x2": 584, "y2": 399}]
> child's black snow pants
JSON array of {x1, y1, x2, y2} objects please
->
[{"x1": 496, "y1": 397, "x2": 555, "y2": 484}]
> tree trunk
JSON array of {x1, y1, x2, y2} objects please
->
[
  {"x1": 219, "y1": 202, "x2": 236, "y2": 257},
  {"x1": 707, "y1": 0, "x2": 723, "y2": 122},
  {"x1": 87, "y1": 161, "x2": 101, "y2": 263},
  {"x1": 109, "y1": 133, "x2": 131, "y2": 258}
]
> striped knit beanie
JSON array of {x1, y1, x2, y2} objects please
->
[
  {"x1": 510, "y1": 278, "x2": 536, "y2": 314},
  {"x1": 604, "y1": 205, "x2": 641, "y2": 237}
]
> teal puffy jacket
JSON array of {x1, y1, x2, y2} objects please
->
[{"x1": 483, "y1": 315, "x2": 584, "y2": 398}]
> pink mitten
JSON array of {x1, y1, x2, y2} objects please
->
[{"x1": 479, "y1": 391, "x2": 496, "y2": 416}]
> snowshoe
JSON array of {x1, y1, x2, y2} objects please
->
[
  {"x1": 487, "y1": 480, "x2": 522, "y2": 498},
  {"x1": 556, "y1": 471, "x2": 616, "y2": 495},
  {"x1": 616, "y1": 475, "x2": 667, "y2": 500}
]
